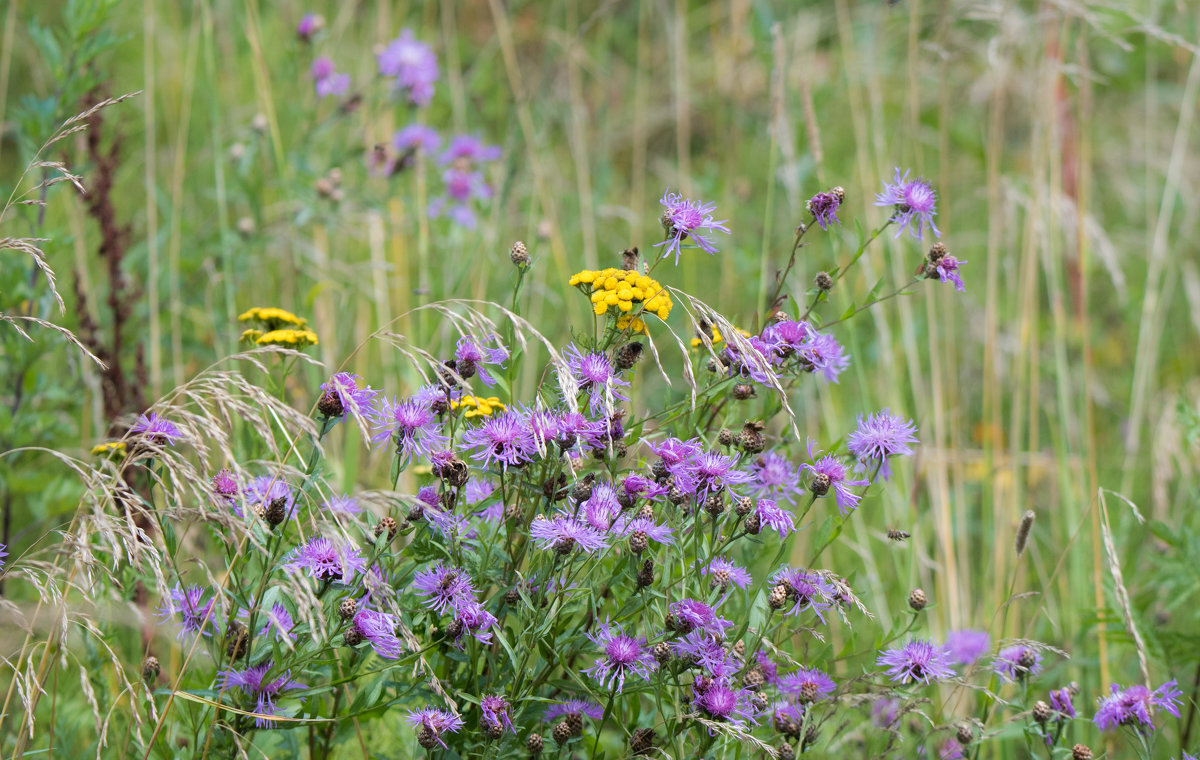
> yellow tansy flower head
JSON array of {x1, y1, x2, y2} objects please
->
[
  {"x1": 450, "y1": 395, "x2": 505, "y2": 418},
  {"x1": 569, "y1": 267, "x2": 672, "y2": 332},
  {"x1": 240, "y1": 328, "x2": 263, "y2": 344},
  {"x1": 238, "y1": 307, "x2": 308, "y2": 331},
  {"x1": 90, "y1": 441, "x2": 127, "y2": 457},
  {"x1": 690, "y1": 326, "x2": 750, "y2": 348},
  {"x1": 256, "y1": 328, "x2": 319, "y2": 348}
]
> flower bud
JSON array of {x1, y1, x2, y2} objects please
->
[
  {"x1": 1033, "y1": 700, "x2": 1052, "y2": 724},
  {"x1": 1072, "y1": 745, "x2": 1092, "y2": 760},
  {"x1": 809, "y1": 472, "x2": 831, "y2": 497},
  {"x1": 552, "y1": 721, "x2": 572, "y2": 744},
  {"x1": 732, "y1": 383, "x2": 756, "y2": 400},
  {"x1": 815, "y1": 271, "x2": 834, "y2": 291},
  {"x1": 142, "y1": 655, "x2": 160, "y2": 685},
  {"x1": 908, "y1": 588, "x2": 927, "y2": 611},
  {"x1": 375, "y1": 516, "x2": 398, "y2": 542},
  {"x1": 527, "y1": 732, "x2": 544, "y2": 755},
  {"x1": 768, "y1": 584, "x2": 788, "y2": 610},
  {"x1": 338, "y1": 597, "x2": 358, "y2": 621},
  {"x1": 510, "y1": 240, "x2": 530, "y2": 268}
]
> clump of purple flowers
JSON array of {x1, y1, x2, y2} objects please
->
[
  {"x1": 453, "y1": 335, "x2": 509, "y2": 387},
  {"x1": 876, "y1": 639, "x2": 956, "y2": 685},
  {"x1": 461, "y1": 410, "x2": 539, "y2": 470},
  {"x1": 348, "y1": 608, "x2": 404, "y2": 659},
  {"x1": 370, "y1": 394, "x2": 448, "y2": 464},
  {"x1": 318, "y1": 372, "x2": 378, "y2": 422},
  {"x1": 216, "y1": 661, "x2": 306, "y2": 727},
  {"x1": 130, "y1": 412, "x2": 183, "y2": 445},
  {"x1": 430, "y1": 136, "x2": 502, "y2": 228},
  {"x1": 692, "y1": 679, "x2": 759, "y2": 729},
  {"x1": 656, "y1": 189, "x2": 731, "y2": 265},
  {"x1": 847, "y1": 409, "x2": 918, "y2": 479},
  {"x1": 942, "y1": 629, "x2": 990, "y2": 666},
  {"x1": 284, "y1": 536, "x2": 367, "y2": 584},
  {"x1": 874, "y1": 167, "x2": 941, "y2": 240},
  {"x1": 1093, "y1": 680, "x2": 1182, "y2": 733},
  {"x1": 377, "y1": 29, "x2": 438, "y2": 106},
  {"x1": 405, "y1": 708, "x2": 465, "y2": 748},
  {"x1": 530, "y1": 513, "x2": 608, "y2": 555},
  {"x1": 583, "y1": 621, "x2": 658, "y2": 693},
  {"x1": 563, "y1": 344, "x2": 630, "y2": 415},
  {"x1": 310, "y1": 56, "x2": 350, "y2": 98}
]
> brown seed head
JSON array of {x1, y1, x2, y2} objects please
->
[
  {"x1": 526, "y1": 732, "x2": 544, "y2": 755},
  {"x1": 375, "y1": 516, "x2": 398, "y2": 541},
  {"x1": 552, "y1": 721, "x2": 572, "y2": 744},
  {"x1": 614, "y1": 341, "x2": 644, "y2": 370},
  {"x1": 810, "y1": 472, "x2": 831, "y2": 497},
  {"x1": 225, "y1": 621, "x2": 248, "y2": 660},
  {"x1": 510, "y1": 240, "x2": 530, "y2": 268},
  {"x1": 630, "y1": 727, "x2": 656, "y2": 755},
  {"x1": 264, "y1": 497, "x2": 288, "y2": 527},
  {"x1": 142, "y1": 656, "x2": 160, "y2": 685},
  {"x1": 768, "y1": 584, "x2": 789, "y2": 610},
  {"x1": 732, "y1": 383, "x2": 757, "y2": 400},
  {"x1": 338, "y1": 597, "x2": 358, "y2": 620},
  {"x1": 317, "y1": 389, "x2": 344, "y2": 418},
  {"x1": 908, "y1": 588, "x2": 928, "y2": 611},
  {"x1": 1072, "y1": 745, "x2": 1092, "y2": 760},
  {"x1": 1033, "y1": 700, "x2": 1052, "y2": 724},
  {"x1": 343, "y1": 627, "x2": 364, "y2": 647},
  {"x1": 629, "y1": 530, "x2": 649, "y2": 555}
]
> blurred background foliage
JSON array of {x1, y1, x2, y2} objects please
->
[{"x1": 2, "y1": 0, "x2": 1200, "y2": 754}]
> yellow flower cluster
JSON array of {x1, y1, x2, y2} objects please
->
[
  {"x1": 690, "y1": 326, "x2": 750, "y2": 348},
  {"x1": 568, "y1": 269, "x2": 672, "y2": 329},
  {"x1": 256, "y1": 329, "x2": 319, "y2": 347},
  {"x1": 90, "y1": 441, "x2": 127, "y2": 456},
  {"x1": 451, "y1": 395, "x2": 505, "y2": 418},
  {"x1": 237, "y1": 307, "x2": 307, "y2": 330}
]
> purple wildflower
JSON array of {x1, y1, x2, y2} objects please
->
[
  {"x1": 212, "y1": 469, "x2": 239, "y2": 503},
  {"x1": 394, "y1": 123, "x2": 441, "y2": 154},
  {"x1": 873, "y1": 697, "x2": 900, "y2": 727},
  {"x1": 450, "y1": 600, "x2": 497, "y2": 646},
  {"x1": 350, "y1": 609, "x2": 403, "y2": 659},
  {"x1": 296, "y1": 13, "x2": 322, "y2": 40},
  {"x1": 754, "y1": 498, "x2": 796, "y2": 537},
  {"x1": 932, "y1": 254, "x2": 967, "y2": 292},
  {"x1": 322, "y1": 494, "x2": 362, "y2": 517},
  {"x1": 583, "y1": 622, "x2": 658, "y2": 693},
  {"x1": 847, "y1": 409, "x2": 918, "y2": 479},
  {"x1": 284, "y1": 537, "x2": 367, "y2": 585},
  {"x1": 405, "y1": 708, "x2": 465, "y2": 748},
  {"x1": 582, "y1": 483, "x2": 622, "y2": 531},
  {"x1": 319, "y1": 372, "x2": 378, "y2": 422},
  {"x1": 621, "y1": 474, "x2": 669, "y2": 503},
  {"x1": 806, "y1": 190, "x2": 843, "y2": 230},
  {"x1": 454, "y1": 335, "x2": 508, "y2": 387},
  {"x1": 939, "y1": 739, "x2": 965, "y2": 760},
  {"x1": 675, "y1": 451, "x2": 753, "y2": 502},
  {"x1": 614, "y1": 516, "x2": 675, "y2": 548},
  {"x1": 778, "y1": 668, "x2": 837, "y2": 700},
  {"x1": 130, "y1": 412, "x2": 183, "y2": 445},
  {"x1": 311, "y1": 57, "x2": 350, "y2": 98},
  {"x1": 655, "y1": 189, "x2": 731, "y2": 265},
  {"x1": 370, "y1": 395, "x2": 448, "y2": 463},
  {"x1": 797, "y1": 331, "x2": 849, "y2": 382},
  {"x1": 749, "y1": 452, "x2": 805, "y2": 504},
  {"x1": 216, "y1": 661, "x2": 306, "y2": 728},
  {"x1": 693, "y1": 681, "x2": 759, "y2": 729},
  {"x1": 255, "y1": 602, "x2": 295, "y2": 644},
  {"x1": 461, "y1": 410, "x2": 538, "y2": 471},
  {"x1": 670, "y1": 599, "x2": 733, "y2": 638},
  {"x1": 563, "y1": 344, "x2": 630, "y2": 415},
  {"x1": 157, "y1": 584, "x2": 217, "y2": 638},
  {"x1": 646, "y1": 436, "x2": 704, "y2": 476},
  {"x1": 1094, "y1": 680, "x2": 1183, "y2": 732},
  {"x1": 530, "y1": 513, "x2": 608, "y2": 555},
  {"x1": 756, "y1": 650, "x2": 779, "y2": 684},
  {"x1": 544, "y1": 698, "x2": 604, "y2": 722},
  {"x1": 876, "y1": 639, "x2": 956, "y2": 685},
  {"x1": 377, "y1": 30, "x2": 438, "y2": 106},
  {"x1": 245, "y1": 475, "x2": 295, "y2": 520},
  {"x1": 773, "y1": 700, "x2": 806, "y2": 731},
  {"x1": 439, "y1": 135, "x2": 502, "y2": 165},
  {"x1": 673, "y1": 631, "x2": 738, "y2": 679},
  {"x1": 412, "y1": 562, "x2": 476, "y2": 613},
  {"x1": 874, "y1": 168, "x2": 941, "y2": 240},
  {"x1": 700, "y1": 557, "x2": 752, "y2": 590},
  {"x1": 993, "y1": 645, "x2": 1043, "y2": 682},
  {"x1": 942, "y1": 629, "x2": 990, "y2": 666},
  {"x1": 771, "y1": 568, "x2": 836, "y2": 623},
  {"x1": 802, "y1": 442, "x2": 869, "y2": 514},
  {"x1": 479, "y1": 694, "x2": 515, "y2": 735},
  {"x1": 1049, "y1": 686, "x2": 1076, "y2": 718}
]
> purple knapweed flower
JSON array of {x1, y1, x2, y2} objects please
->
[
  {"x1": 243, "y1": 475, "x2": 295, "y2": 520},
  {"x1": 370, "y1": 395, "x2": 448, "y2": 464},
  {"x1": 778, "y1": 668, "x2": 837, "y2": 701},
  {"x1": 693, "y1": 680, "x2": 759, "y2": 729},
  {"x1": 939, "y1": 739, "x2": 965, "y2": 760},
  {"x1": 563, "y1": 344, "x2": 630, "y2": 416},
  {"x1": 1049, "y1": 686, "x2": 1076, "y2": 718},
  {"x1": 645, "y1": 436, "x2": 704, "y2": 476},
  {"x1": 377, "y1": 29, "x2": 438, "y2": 106},
  {"x1": 670, "y1": 599, "x2": 733, "y2": 638},
  {"x1": 700, "y1": 557, "x2": 752, "y2": 590},
  {"x1": 942, "y1": 629, "x2": 990, "y2": 666},
  {"x1": 157, "y1": 584, "x2": 217, "y2": 638},
  {"x1": 771, "y1": 568, "x2": 836, "y2": 623},
  {"x1": 675, "y1": 451, "x2": 753, "y2": 502},
  {"x1": 1093, "y1": 680, "x2": 1182, "y2": 733},
  {"x1": 803, "y1": 442, "x2": 869, "y2": 514},
  {"x1": 530, "y1": 513, "x2": 608, "y2": 555},
  {"x1": 440, "y1": 134, "x2": 502, "y2": 165},
  {"x1": 130, "y1": 412, "x2": 183, "y2": 445},
  {"x1": 932, "y1": 254, "x2": 967, "y2": 292},
  {"x1": 614, "y1": 516, "x2": 675, "y2": 548},
  {"x1": 394, "y1": 123, "x2": 441, "y2": 154},
  {"x1": 874, "y1": 168, "x2": 941, "y2": 240},
  {"x1": 582, "y1": 483, "x2": 621, "y2": 531},
  {"x1": 754, "y1": 498, "x2": 796, "y2": 537},
  {"x1": 756, "y1": 650, "x2": 779, "y2": 684},
  {"x1": 350, "y1": 609, "x2": 404, "y2": 659},
  {"x1": 847, "y1": 409, "x2": 918, "y2": 479},
  {"x1": 412, "y1": 562, "x2": 477, "y2": 614},
  {"x1": 772, "y1": 700, "x2": 806, "y2": 732},
  {"x1": 322, "y1": 494, "x2": 362, "y2": 516},
  {"x1": 311, "y1": 57, "x2": 350, "y2": 98},
  {"x1": 876, "y1": 639, "x2": 956, "y2": 685},
  {"x1": 454, "y1": 335, "x2": 508, "y2": 387},
  {"x1": 284, "y1": 537, "x2": 367, "y2": 585},
  {"x1": 797, "y1": 331, "x2": 849, "y2": 383},
  {"x1": 583, "y1": 622, "x2": 658, "y2": 693},
  {"x1": 296, "y1": 13, "x2": 323, "y2": 40},
  {"x1": 655, "y1": 189, "x2": 731, "y2": 265},
  {"x1": 993, "y1": 645, "x2": 1043, "y2": 682},
  {"x1": 254, "y1": 602, "x2": 295, "y2": 645},
  {"x1": 673, "y1": 631, "x2": 738, "y2": 679},
  {"x1": 461, "y1": 410, "x2": 538, "y2": 471},
  {"x1": 544, "y1": 698, "x2": 604, "y2": 722},
  {"x1": 873, "y1": 697, "x2": 900, "y2": 727},
  {"x1": 806, "y1": 189, "x2": 843, "y2": 230},
  {"x1": 319, "y1": 372, "x2": 378, "y2": 422},
  {"x1": 749, "y1": 452, "x2": 804, "y2": 505},
  {"x1": 216, "y1": 660, "x2": 306, "y2": 728},
  {"x1": 621, "y1": 474, "x2": 669, "y2": 503},
  {"x1": 479, "y1": 694, "x2": 515, "y2": 735},
  {"x1": 449, "y1": 599, "x2": 497, "y2": 646},
  {"x1": 405, "y1": 708, "x2": 465, "y2": 748},
  {"x1": 424, "y1": 506, "x2": 478, "y2": 542},
  {"x1": 212, "y1": 469, "x2": 239, "y2": 503},
  {"x1": 431, "y1": 169, "x2": 492, "y2": 228}
]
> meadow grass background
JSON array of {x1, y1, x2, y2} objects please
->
[{"x1": 2, "y1": 0, "x2": 1200, "y2": 756}]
